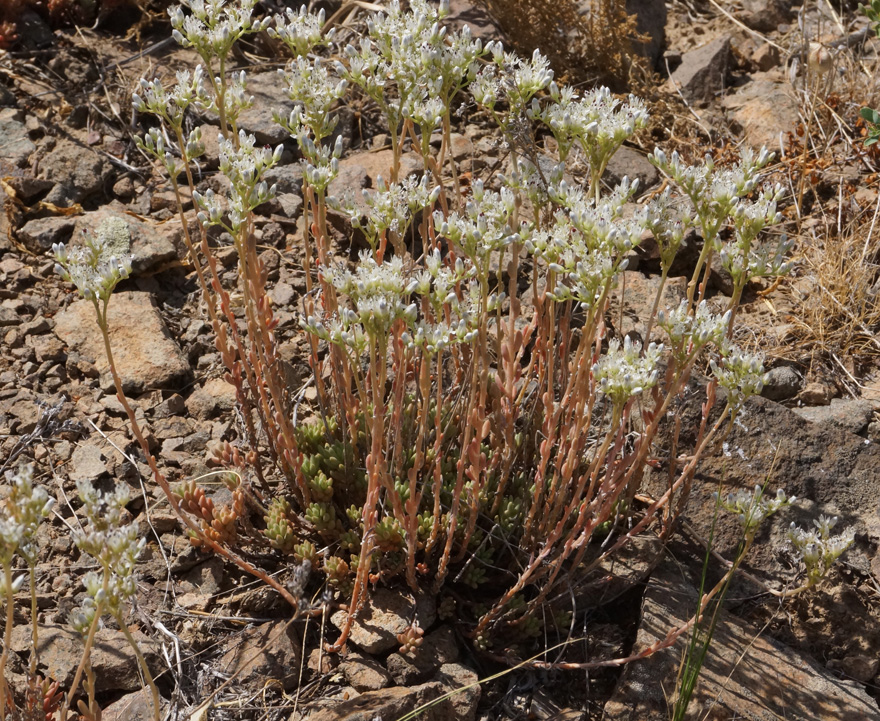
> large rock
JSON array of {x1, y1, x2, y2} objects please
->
[
  {"x1": 723, "y1": 74, "x2": 799, "y2": 150},
  {"x1": 603, "y1": 559, "x2": 879, "y2": 720},
  {"x1": 38, "y1": 140, "x2": 113, "y2": 206},
  {"x1": 10, "y1": 624, "x2": 163, "y2": 694},
  {"x1": 227, "y1": 71, "x2": 297, "y2": 145},
  {"x1": 668, "y1": 36, "x2": 732, "y2": 103},
  {"x1": 331, "y1": 588, "x2": 437, "y2": 654},
  {"x1": 219, "y1": 620, "x2": 302, "y2": 691},
  {"x1": 16, "y1": 216, "x2": 77, "y2": 253},
  {"x1": 0, "y1": 109, "x2": 35, "y2": 173},
  {"x1": 304, "y1": 682, "x2": 447, "y2": 721},
  {"x1": 54, "y1": 291, "x2": 191, "y2": 395}
]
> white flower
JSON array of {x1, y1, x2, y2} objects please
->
[
  {"x1": 592, "y1": 336, "x2": 663, "y2": 406},
  {"x1": 715, "y1": 485, "x2": 794, "y2": 532}
]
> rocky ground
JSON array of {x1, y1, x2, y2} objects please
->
[{"x1": 1, "y1": 0, "x2": 880, "y2": 719}]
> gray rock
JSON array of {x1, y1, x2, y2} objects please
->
[
  {"x1": 445, "y1": 0, "x2": 508, "y2": 44},
  {"x1": 608, "y1": 272, "x2": 687, "y2": 344},
  {"x1": 0, "y1": 308, "x2": 22, "y2": 327},
  {"x1": 669, "y1": 36, "x2": 732, "y2": 103},
  {"x1": 70, "y1": 442, "x2": 108, "y2": 482},
  {"x1": 434, "y1": 663, "x2": 480, "y2": 721},
  {"x1": 709, "y1": 251, "x2": 734, "y2": 295},
  {"x1": 331, "y1": 588, "x2": 437, "y2": 654},
  {"x1": 603, "y1": 559, "x2": 878, "y2": 720},
  {"x1": 185, "y1": 377, "x2": 237, "y2": 420},
  {"x1": 54, "y1": 291, "x2": 191, "y2": 395},
  {"x1": 739, "y1": 0, "x2": 791, "y2": 32},
  {"x1": 10, "y1": 624, "x2": 162, "y2": 694},
  {"x1": 0, "y1": 84, "x2": 16, "y2": 108},
  {"x1": 39, "y1": 141, "x2": 113, "y2": 206},
  {"x1": 0, "y1": 109, "x2": 35, "y2": 172},
  {"x1": 219, "y1": 620, "x2": 302, "y2": 691},
  {"x1": 340, "y1": 652, "x2": 393, "y2": 692},
  {"x1": 232, "y1": 71, "x2": 297, "y2": 145},
  {"x1": 761, "y1": 366, "x2": 803, "y2": 401},
  {"x1": 762, "y1": 365, "x2": 802, "y2": 401},
  {"x1": 603, "y1": 147, "x2": 660, "y2": 192},
  {"x1": 264, "y1": 163, "x2": 304, "y2": 196},
  {"x1": 100, "y1": 689, "x2": 164, "y2": 721},
  {"x1": 723, "y1": 74, "x2": 799, "y2": 150},
  {"x1": 793, "y1": 397, "x2": 875, "y2": 436},
  {"x1": 17, "y1": 216, "x2": 77, "y2": 253},
  {"x1": 303, "y1": 682, "x2": 447, "y2": 721}
]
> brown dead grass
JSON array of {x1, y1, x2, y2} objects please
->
[{"x1": 479, "y1": 0, "x2": 648, "y2": 90}]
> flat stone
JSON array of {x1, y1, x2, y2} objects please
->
[
  {"x1": 54, "y1": 291, "x2": 190, "y2": 395},
  {"x1": 603, "y1": 559, "x2": 878, "y2": 720},
  {"x1": 230, "y1": 71, "x2": 297, "y2": 145},
  {"x1": 340, "y1": 652, "x2": 393, "y2": 692},
  {"x1": 185, "y1": 377, "x2": 237, "y2": 420},
  {"x1": 338, "y1": 149, "x2": 423, "y2": 188},
  {"x1": 70, "y1": 442, "x2": 108, "y2": 482},
  {"x1": 668, "y1": 36, "x2": 732, "y2": 103},
  {"x1": 331, "y1": 588, "x2": 437, "y2": 654},
  {"x1": 10, "y1": 624, "x2": 162, "y2": 694},
  {"x1": 101, "y1": 689, "x2": 163, "y2": 721},
  {"x1": 434, "y1": 663, "x2": 480, "y2": 721},
  {"x1": 305, "y1": 682, "x2": 447, "y2": 721},
  {"x1": 0, "y1": 109, "x2": 36, "y2": 173},
  {"x1": 38, "y1": 140, "x2": 113, "y2": 206},
  {"x1": 17, "y1": 216, "x2": 77, "y2": 253},
  {"x1": 793, "y1": 397, "x2": 876, "y2": 436},
  {"x1": 219, "y1": 620, "x2": 303, "y2": 691},
  {"x1": 723, "y1": 75, "x2": 799, "y2": 150},
  {"x1": 603, "y1": 146, "x2": 660, "y2": 192}
]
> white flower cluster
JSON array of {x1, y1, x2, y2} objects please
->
[
  {"x1": 338, "y1": 0, "x2": 483, "y2": 136},
  {"x1": 434, "y1": 181, "x2": 520, "y2": 266},
  {"x1": 715, "y1": 485, "x2": 794, "y2": 532},
  {"x1": 169, "y1": 0, "x2": 270, "y2": 62},
  {"x1": 276, "y1": 56, "x2": 347, "y2": 143},
  {"x1": 650, "y1": 147, "x2": 773, "y2": 250},
  {"x1": 192, "y1": 130, "x2": 281, "y2": 231},
  {"x1": 593, "y1": 336, "x2": 663, "y2": 407},
  {"x1": 657, "y1": 300, "x2": 730, "y2": 359},
  {"x1": 787, "y1": 515, "x2": 856, "y2": 587},
  {"x1": 132, "y1": 67, "x2": 211, "y2": 128},
  {"x1": 709, "y1": 347, "x2": 765, "y2": 411},
  {"x1": 721, "y1": 185, "x2": 793, "y2": 288},
  {"x1": 53, "y1": 229, "x2": 132, "y2": 303},
  {"x1": 526, "y1": 179, "x2": 641, "y2": 307},
  {"x1": 536, "y1": 85, "x2": 648, "y2": 182},
  {"x1": 306, "y1": 253, "x2": 417, "y2": 347},
  {"x1": 0, "y1": 465, "x2": 54, "y2": 593},
  {"x1": 639, "y1": 187, "x2": 687, "y2": 271},
  {"x1": 471, "y1": 46, "x2": 554, "y2": 114},
  {"x1": 70, "y1": 480, "x2": 145, "y2": 631},
  {"x1": 331, "y1": 175, "x2": 440, "y2": 255},
  {"x1": 267, "y1": 4, "x2": 331, "y2": 58}
]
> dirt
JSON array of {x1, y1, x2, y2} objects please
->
[{"x1": 0, "y1": 0, "x2": 879, "y2": 719}]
